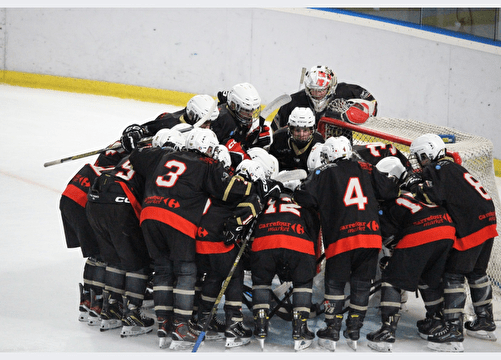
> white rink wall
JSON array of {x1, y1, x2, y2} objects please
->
[{"x1": 2, "y1": 7, "x2": 501, "y2": 156}]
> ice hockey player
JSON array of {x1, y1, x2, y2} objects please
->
[
  {"x1": 251, "y1": 173, "x2": 320, "y2": 351},
  {"x1": 406, "y1": 133, "x2": 498, "y2": 351},
  {"x1": 210, "y1": 82, "x2": 272, "y2": 167},
  {"x1": 293, "y1": 136, "x2": 399, "y2": 351},
  {"x1": 59, "y1": 142, "x2": 126, "y2": 325},
  {"x1": 85, "y1": 128, "x2": 186, "y2": 338},
  {"x1": 352, "y1": 142, "x2": 412, "y2": 171},
  {"x1": 271, "y1": 65, "x2": 377, "y2": 131},
  {"x1": 269, "y1": 107, "x2": 324, "y2": 172},
  {"x1": 119, "y1": 94, "x2": 220, "y2": 153},
  {"x1": 128, "y1": 128, "x2": 280, "y2": 350},
  {"x1": 247, "y1": 147, "x2": 280, "y2": 180},
  {"x1": 193, "y1": 159, "x2": 267, "y2": 349},
  {"x1": 365, "y1": 156, "x2": 455, "y2": 352}
]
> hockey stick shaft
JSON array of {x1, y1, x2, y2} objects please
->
[
  {"x1": 191, "y1": 217, "x2": 258, "y2": 352},
  {"x1": 299, "y1": 67, "x2": 307, "y2": 91}
]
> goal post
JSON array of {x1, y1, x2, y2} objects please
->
[{"x1": 318, "y1": 115, "x2": 501, "y2": 320}]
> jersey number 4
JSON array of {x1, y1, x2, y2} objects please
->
[{"x1": 344, "y1": 177, "x2": 368, "y2": 210}]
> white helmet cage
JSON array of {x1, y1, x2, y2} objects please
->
[
  {"x1": 152, "y1": 128, "x2": 186, "y2": 150},
  {"x1": 288, "y1": 107, "x2": 316, "y2": 147},
  {"x1": 307, "y1": 142, "x2": 325, "y2": 172},
  {"x1": 235, "y1": 159, "x2": 266, "y2": 182},
  {"x1": 227, "y1": 83, "x2": 262, "y2": 128},
  {"x1": 212, "y1": 144, "x2": 232, "y2": 170},
  {"x1": 304, "y1": 65, "x2": 338, "y2": 113},
  {"x1": 410, "y1": 133, "x2": 446, "y2": 165},
  {"x1": 376, "y1": 156, "x2": 407, "y2": 181},
  {"x1": 321, "y1": 136, "x2": 352, "y2": 163},
  {"x1": 247, "y1": 147, "x2": 279, "y2": 179},
  {"x1": 185, "y1": 128, "x2": 219, "y2": 158},
  {"x1": 186, "y1": 94, "x2": 219, "y2": 126}
]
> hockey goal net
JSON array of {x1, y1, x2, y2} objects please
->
[{"x1": 318, "y1": 115, "x2": 501, "y2": 321}]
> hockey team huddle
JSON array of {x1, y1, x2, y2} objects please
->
[{"x1": 59, "y1": 65, "x2": 498, "y2": 352}]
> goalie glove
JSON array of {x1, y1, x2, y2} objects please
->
[
  {"x1": 120, "y1": 124, "x2": 144, "y2": 153},
  {"x1": 341, "y1": 100, "x2": 370, "y2": 125}
]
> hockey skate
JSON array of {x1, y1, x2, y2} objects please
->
[
  {"x1": 343, "y1": 314, "x2": 363, "y2": 351},
  {"x1": 78, "y1": 283, "x2": 91, "y2": 322},
  {"x1": 366, "y1": 314, "x2": 400, "y2": 352},
  {"x1": 190, "y1": 313, "x2": 225, "y2": 341},
  {"x1": 291, "y1": 311, "x2": 314, "y2": 351},
  {"x1": 170, "y1": 319, "x2": 200, "y2": 350},
  {"x1": 225, "y1": 317, "x2": 252, "y2": 348},
  {"x1": 465, "y1": 305, "x2": 497, "y2": 341},
  {"x1": 427, "y1": 318, "x2": 464, "y2": 352},
  {"x1": 87, "y1": 288, "x2": 103, "y2": 326},
  {"x1": 417, "y1": 312, "x2": 443, "y2": 339},
  {"x1": 99, "y1": 294, "x2": 123, "y2": 332},
  {"x1": 120, "y1": 304, "x2": 154, "y2": 337},
  {"x1": 253, "y1": 309, "x2": 269, "y2": 350},
  {"x1": 317, "y1": 314, "x2": 343, "y2": 351},
  {"x1": 158, "y1": 316, "x2": 172, "y2": 349}
]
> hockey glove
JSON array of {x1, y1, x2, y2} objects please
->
[
  {"x1": 255, "y1": 178, "x2": 283, "y2": 200},
  {"x1": 217, "y1": 90, "x2": 229, "y2": 105},
  {"x1": 253, "y1": 124, "x2": 273, "y2": 149},
  {"x1": 400, "y1": 172, "x2": 422, "y2": 193},
  {"x1": 223, "y1": 217, "x2": 244, "y2": 246},
  {"x1": 120, "y1": 124, "x2": 144, "y2": 153}
]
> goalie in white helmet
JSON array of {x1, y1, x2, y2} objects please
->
[
  {"x1": 271, "y1": 65, "x2": 377, "y2": 131},
  {"x1": 269, "y1": 107, "x2": 324, "y2": 172},
  {"x1": 211, "y1": 82, "x2": 273, "y2": 168}
]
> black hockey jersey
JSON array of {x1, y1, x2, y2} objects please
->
[
  {"x1": 353, "y1": 142, "x2": 412, "y2": 171},
  {"x1": 271, "y1": 84, "x2": 377, "y2": 131},
  {"x1": 140, "y1": 108, "x2": 186, "y2": 136},
  {"x1": 269, "y1": 127, "x2": 324, "y2": 172},
  {"x1": 294, "y1": 159, "x2": 399, "y2": 260},
  {"x1": 417, "y1": 159, "x2": 498, "y2": 251}
]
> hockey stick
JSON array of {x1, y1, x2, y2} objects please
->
[
  {"x1": 192, "y1": 215, "x2": 259, "y2": 352},
  {"x1": 299, "y1": 67, "x2": 307, "y2": 91},
  {"x1": 261, "y1": 94, "x2": 292, "y2": 121},
  {"x1": 271, "y1": 169, "x2": 307, "y2": 182}
]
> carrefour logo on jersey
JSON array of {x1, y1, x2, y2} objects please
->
[
  {"x1": 340, "y1": 220, "x2": 379, "y2": 233},
  {"x1": 143, "y1": 196, "x2": 180, "y2": 208}
]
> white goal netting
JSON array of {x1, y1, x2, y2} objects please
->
[{"x1": 318, "y1": 115, "x2": 501, "y2": 321}]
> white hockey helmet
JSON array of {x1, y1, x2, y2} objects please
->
[
  {"x1": 227, "y1": 83, "x2": 262, "y2": 129},
  {"x1": 235, "y1": 159, "x2": 266, "y2": 182},
  {"x1": 321, "y1": 136, "x2": 352, "y2": 163},
  {"x1": 152, "y1": 128, "x2": 186, "y2": 150},
  {"x1": 186, "y1": 94, "x2": 219, "y2": 127},
  {"x1": 288, "y1": 107, "x2": 316, "y2": 147},
  {"x1": 185, "y1": 127, "x2": 219, "y2": 157},
  {"x1": 304, "y1": 65, "x2": 337, "y2": 112},
  {"x1": 212, "y1": 144, "x2": 231, "y2": 170},
  {"x1": 247, "y1": 147, "x2": 279, "y2": 179},
  {"x1": 376, "y1": 156, "x2": 407, "y2": 181},
  {"x1": 307, "y1": 142, "x2": 325, "y2": 172},
  {"x1": 410, "y1": 133, "x2": 446, "y2": 165}
]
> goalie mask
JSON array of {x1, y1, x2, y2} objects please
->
[
  {"x1": 287, "y1": 107, "x2": 316, "y2": 148},
  {"x1": 152, "y1": 128, "x2": 186, "y2": 151},
  {"x1": 410, "y1": 133, "x2": 446, "y2": 166},
  {"x1": 186, "y1": 94, "x2": 219, "y2": 128},
  {"x1": 227, "y1": 83, "x2": 262, "y2": 130},
  {"x1": 247, "y1": 147, "x2": 279, "y2": 179},
  {"x1": 235, "y1": 159, "x2": 266, "y2": 182},
  {"x1": 376, "y1": 156, "x2": 407, "y2": 183},
  {"x1": 185, "y1": 128, "x2": 219, "y2": 158},
  {"x1": 304, "y1": 65, "x2": 337, "y2": 113},
  {"x1": 321, "y1": 136, "x2": 352, "y2": 163}
]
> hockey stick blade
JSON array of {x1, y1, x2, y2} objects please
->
[
  {"x1": 261, "y1": 94, "x2": 292, "y2": 120},
  {"x1": 271, "y1": 169, "x2": 307, "y2": 182}
]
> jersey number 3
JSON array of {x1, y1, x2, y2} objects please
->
[{"x1": 156, "y1": 160, "x2": 186, "y2": 188}]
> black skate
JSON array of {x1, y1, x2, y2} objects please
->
[
  {"x1": 78, "y1": 283, "x2": 91, "y2": 322},
  {"x1": 465, "y1": 306, "x2": 497, "y2": 341},
  {"x1": 225, "y1": 315, "x2": 252, "y2": 348},
  {"x1": 366, "y1": 314, "x2": 400, "y2": 352},
  {"x1": 427, "y1": 318, "x2": 464, "y2": 352},
  {"x1": 292, "y1": 311, "x2": 314, "y2": 351},
  {"x1": 253, "y1": 309, "x2": 269, "y2": 350},
  {"x1": 317, "y1": 314, "x2": 343, "y2": 351},
  {"x1": 417, "y1": 312, "x2": 443, "y2": 339},
  {"x1": 87, "y1": 288, "x2": 103, "y2": 326},
  {"x1": 158, "y1": 315, "x2": 172, "y2": 349},
  {"x1": 190, "y1": 313, "x2": 225, "y2": 341},
  {"x1": 99, "y1": 294, "x2": 123, "y2": 332},
  {"x1": 343, "y1": 314, "x2": 363, "y2": 351},
  {"x1": 120, "y1": 304, "x2": 154, "y2": 337},
  {"x1": 170, "y1": 319, "x2": 200, "y2": 350}
]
